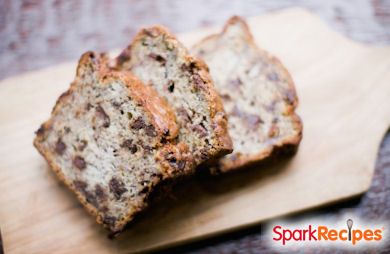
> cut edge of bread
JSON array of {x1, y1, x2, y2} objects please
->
[{"x1": 193, "y1": 16, "x2": 303, "y2": 173}]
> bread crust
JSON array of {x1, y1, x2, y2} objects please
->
[
  {"x1": 34, "y1": 52, "x2": 193, "y2": 233},
  {"x1": 116, "y1": 25, "x2": 233, "y2": 163},
  {"x1": 193, "y1": 16, "x2": 303, "y2": 173}
]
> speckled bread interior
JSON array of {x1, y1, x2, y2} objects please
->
[
  {"x1": 192, "y1": 16, "x2": 302, "y2": 173},
  {"x1": 116, "y1": 26, "x2": 233, "y2": 167},
  {"x1": 34, "y1": 52, "x2": 193, "y2": 233}
]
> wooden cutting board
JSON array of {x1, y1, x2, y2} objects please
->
[{"x1": 1, "y1": 8, "x2": 390, "y2": 254}]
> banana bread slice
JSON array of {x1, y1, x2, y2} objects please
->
[
  {"x1": 192, "y1": 16, "x2": 302, "y2": 173},
  {"x1": 34, "y1": 52, "x2": 193, "y2": 233},
  {"x1": 116, "y1": 26, "x2": 233, "y2": 167}
]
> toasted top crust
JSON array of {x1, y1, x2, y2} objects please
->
[
  {"x1": 75, "y1": 51, "x2": 179, "y2": 140},
  {"x1": 192, "y1": 16, "x2": 302, "y2": 173},
  {"x1": 116, "y1": 26, "x2": 233, "y2": 165}
]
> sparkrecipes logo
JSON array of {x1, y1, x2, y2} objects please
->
[{"x1": 270, "y1": 218, "x2": 385, "y2": 246}]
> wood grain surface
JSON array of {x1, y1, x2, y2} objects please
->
[
  {"x1": 0, "y1": 1, "x2": 390, "y2": 254},
  {"x1": 0, "y1": 0, "x2": 389, "y2": 80}
]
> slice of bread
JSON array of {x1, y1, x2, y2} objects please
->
[
  {"x1": 116, "y1": 26, "x2": 233, "y2": 167},
  {"x1": 34, "y1": 52, "x2": 193, "y2": 233},
  {"x1": 191, "y1": 16, "x2": 302, "y2": 173}
]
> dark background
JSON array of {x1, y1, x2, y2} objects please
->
[{"x1": 0, "y1": 1, "x2": 389, "y2": 253}]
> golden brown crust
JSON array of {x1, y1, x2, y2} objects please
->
[
  {"x1": 80, "y1": 51, "x2": 178, "y2": 141},
  {"x1": 216, "y1": 116, "x2": 302, "y2": 172},
  {"x1": 33, "y1": 51, "x2": 189, "y2": 233},
  {"x1": 117, "y1": 25, "x2": 233, "y2": 160},
  {"x1": 194, "y1": 16, "x2": 303, "y2": 173},
  {"x1": 187, "y1": 57, "x2": 233, "y2": 158},
  {"x1": 105, "y1": 70, "x2": 179, "y2": 140}
]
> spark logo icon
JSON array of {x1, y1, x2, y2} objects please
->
[{"x1": 347, "y1": 219, "x2": 353, "y2": 241}]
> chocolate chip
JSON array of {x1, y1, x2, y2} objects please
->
[
  {"x1": 165, "y1": 155, "x2": 187, "y2": 172},
  {"x1": 117, "y1": 50, "x2": 130, "y2": 65},
  {"x1": 167, "y1": 80, "x2": 175, "y2": 92},
  {"x1": 55, "y1": 138, "x2": 66, "y2": 155},
  {"x1": 181, "y1": 61, "x2": 197, "y2": 74},
  {"x1": 149, "y1": 53, "x2": 166, "y2": 65},
  {"x1": 230, "y1": 154, "x2": 238, "y2": 161},
  {"x1": 192, "y1": 124, "x2": 208, "y2": 138},
  {"x1": 163, "y1": 128, "x2": 170, "y2": 137},
  {"x1": 177, "y1": 160, "x2": 186, "y2": 170},
  {"x1": 121, "y1": 139, "x2": 138, "y2": 154},
  {"x1": 122, "y1": 140, "x2": 133, "y2": 150},
  {"x1": 139, "y1": 186, "x2": 149, "y2": 194},
  {"x1": 192, "y1": 74, "x2": 204, "y2": 89},
  {"x1": 78, "y1": 140, "x2": 88, "y2": 151},
  {"x1": 109, "y1": 178, "x2": 127, "y2": 200},
  {"x1": 198, "y1": 148, "x2": 209, "y2": 161},
  {"x1": 73, "y1": 156, "x2": 87, "y2": 170},
  {"x1": 130, "y1": 144, "x2": 138, "y2": 154},
  {"x1": 35, "y1": 125, "x2": 45, "y2": 136},
  {"x1": 85, "y1": 191, "x2": 98, "y2": 208},
  {"x1": 103, "y1": 215, "x2": 116, "y2": 227},
  {"x1": 100, "y1": 206, "x2": 109, "y2": 213},
  {"x1": 121, "y1": 139, "x2": 132, "y2": 148},
  {"x1": 266, "y1": 101, "x2": 276, "y2": 112},
  {"x1": 285, "y1": 90, "x2": 296, "y2": 105},
  {"x1": 95, "y1": 184, "x2": 107, "y2": 201},
  {"x1": 142, "y1": 145, "x2": 152, "y2": 154},
  {"x1": 189, "y1": 62, "x2": 197, "y2": 71},
  {"x1": 112, "y1": 101, "x2": 121, "y2": 108},
  {"x1": 86, "y1": 103, "x2": 93, "y2": 111},
  {"x1": 246, "y1": 114, "x2": 263, "y2": 130},
  {"x1": 73, "y1": 180, "x2": 97, "y2": 207},
  {"x1": 74, "y1": 181, "x2": 97, "y2": 207},
  {"x1": 230, "y1": 105, "x2": 243, "y2": 117},
  {"x1": 73, "y1": 180, "x2": 87, "y2": 192},
  {"x1": 177, "y1": 107, "x2": 191, "y2": 123},
  {"x1": 221, "y1": 94, "x2": 232, "y2": 101},
  {"x1": 267, "y1": 72, "x2": 279, "y2": 81},
  {"x1": 231, "y1": 105, "x2": 263, "y2": 130},
  {"x1": 130, "y1": 117, "x2": 146, "y2": 130},
  {"x1": 180, "y1": 63, "x2": 189, "y2": 73},
  {"x1": 229, "y1": 78, "x2": 242, "y2": 87},
  {"x1": 144, "y1": 125, "x2": 157, "y2": 137},
  {"x1": 165, "y1": 152, "x2": 177, "y2": 164},
  {"x1": 64, "y1": 126, "x2": 71, "y2": 133},
  {"x1": 96, "y1": 105, "x2": 110, "y2": 128}
]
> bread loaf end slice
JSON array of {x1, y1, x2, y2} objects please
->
[
  {"x1": 34, "y1": 52, "x2": 193, "y2": 233},
  {"x1": 192, "y1": 16, "x2": 302, "y2": 173},
  {"x1": 116, "y1": 26, "x2": 233, "y2": 167}
]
